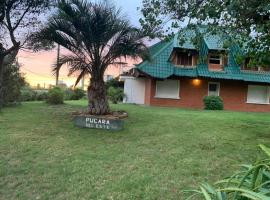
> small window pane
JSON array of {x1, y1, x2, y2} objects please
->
[
  {"x1": 209, "y1": 55, "x2": 221, "y2": 64},
  {"x1": 209, "y1": 84, "x2": 217, "y2": 92},
  {"x1": 208, "y1": 83, "x2": 219, "y2": 96}
]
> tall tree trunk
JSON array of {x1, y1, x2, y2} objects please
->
[
  {"x1": 0, "y1": 55, "x2": 4, "y2": 110},
  {"x1": 88, "y1": 77, "x2": 109, "y2": 115}
]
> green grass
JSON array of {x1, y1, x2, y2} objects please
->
[{"x1": 0, "y1": 101, "x2": 270, "y2": 200}]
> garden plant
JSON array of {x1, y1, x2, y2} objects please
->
[{"x1": 186, "y1": 145, "x2": 270, "y2": 200}]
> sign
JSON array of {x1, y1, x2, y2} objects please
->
[{"x1": 73, "y1": 115, "x2": 124, "y2": 131}]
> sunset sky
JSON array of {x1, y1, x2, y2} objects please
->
[{"x1": 18, "y1": 0, "x2": 144, "y2": 88}]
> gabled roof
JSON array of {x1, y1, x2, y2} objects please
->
[
  {"x1": 173, "y1": 26, "x2": 227, "y2": 50},
  {"x1": 137, "y1": 26, "x2": 270, "y2": 84},
  {"x1": 204, "y1": 34, "x2": 225, "y2": 50}
]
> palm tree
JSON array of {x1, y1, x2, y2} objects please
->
[{"x1": 35, "y1": 0, "x2": 148, "y2": 115}]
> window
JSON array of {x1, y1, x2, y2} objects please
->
[
  {"x1": 208, "y1": 82, "x2": 220, "y2": 96},
  {"x1": 209, "y1": 55, "x2": 221, "y2": 64},
  {"x1": 174, "y1": 52, "x2": 192, "y2": 66},
  {"x1": 155, "y1": 80, "x2": 180, "y2": 99},
  {"x1": 247, "y1": 85, "x2": 270, "y2": 104}
]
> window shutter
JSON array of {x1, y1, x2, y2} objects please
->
[
  {"x1": 156, "y1": 80, "x2": 180, "y2": 99},
  {"x1": 247, "y1": 85, "x2": 270, "y2": 104}
]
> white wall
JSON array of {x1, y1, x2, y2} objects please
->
[{"x1": 123, "y1": 77, "x2": 145, "y2": 104}]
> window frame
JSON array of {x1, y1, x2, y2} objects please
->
[
  {"x1": 208, "y1": 82, "x2": 220, "y2": 96},
  {"x1": 246, "y1": 85, "x2": 270, "y2": 105},
  {"x1": 175, "y1": 52, "x2": 193, "y2": 66},
  {"x1": 209, "y1": 54, "x2": 222, "y2": 65},
  {"x1": 155, "y1": 79, "x2": 180, "y2": 99}
]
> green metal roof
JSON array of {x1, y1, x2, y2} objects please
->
[
  {"x1": 137, "y1": 27, "x2": 270, "y2": 84},
  {"x1": 204, "y1": 34, "x2": 225, "y2": 50}
]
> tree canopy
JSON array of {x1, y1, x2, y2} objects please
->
[
  {"x1": 140, "y1": 0, "x2": 270, "y2": 66},
  {"x1": 0, "y1": 0, "x2": 53, "y2": 55},
  {"x1": 0, "y1": 0, "x2": 54, "y2": 109}
]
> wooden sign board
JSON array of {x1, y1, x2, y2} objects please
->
[{"x1": 73, "y1": 116, "x2": 124, "y2": 131}]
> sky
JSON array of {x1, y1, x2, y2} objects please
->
[{"x1": 18, "y1": 0, "x2": 144, "y2": 88}]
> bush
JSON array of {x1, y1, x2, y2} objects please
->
[
  {"x1": 36, "y1": 92, "x2": 48, "y2": 101},
  {"x1": 107, "y1": 86, "x2": 125, "y2": 104},
  {"x1": 46, "y1": 87, "x2": 64, "y2": 105},
  {"x1": 64, "y1": 88, "x2": 85, "y2": 100},
  {"x1": 20, "y1": 86, "x2": 37, "y2": 101},
  {"x1": 203, "y1": 95, "x2": 224, "y2": 110},
  {"x1": 64, "y1": 88, "x2": 74, "y2": 100},
  {"x1": 73, "y1": 88, "x2": 85, "y2": 100},
  {"x1": 105, "y1": 78, "x2": 124, "y2": 89}
]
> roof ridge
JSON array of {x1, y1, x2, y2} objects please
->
[{"x1": 151, "y1": 40, "x2": 173, "y2": 58}]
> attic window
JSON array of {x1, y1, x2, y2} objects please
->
[
  {"x1": 174, "y1": 52, "x2": 192, "y2": 66},
  {"x1": 209, "y1": 55, "x2": 221, "y2": 64}
]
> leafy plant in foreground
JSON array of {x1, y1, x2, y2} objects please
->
[{"x1": 185, "y1": 145, "x2": 270, "y2": 200}]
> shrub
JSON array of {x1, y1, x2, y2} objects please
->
[
  {"x1": 64, "y1": 88, "x2": 74, "y2": 100},
  {"x1": 64, "y1": 88, "x2": 85, "y2": 100},
  {"x1": 186, "y1": 145, "x2": 270, "y2": 200},
  {"x1": 71, "y1": 88, "x2": 85, "y2": 100},
  {"x1": 20, "y1": 86, "x2": 37, "y2": 101},
  {"x1": 46, "y1": 87, "x2": 64, "y2": 105},
  {"x1": 105, "y1": 78, "x2": 124, "y2": 89},
  {"x1": 107, "y1": 86, "x2": 125, "y2": 104},
  {"x1": 203, "y1": 95, "x2": 224, "y2": 110},
  {"x1": 36, "y1": 92, "x2": 48, "y2": 101}
]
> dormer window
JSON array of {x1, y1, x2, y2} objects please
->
[
  {"x1": 171, "y1": 50, "x2": 198, "y2": 67},
  {"x1": 175, "y1": 52, "x2": 192, "y2": 66},
  {"x1": 209, "y1": 55, "x2": 221, "y2": 65},
  {"x1": 208, "y1": 52, "x2": 226, "y2": 71}
]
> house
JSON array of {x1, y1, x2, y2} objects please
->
[{"x1": 122, "y1": 26, "x2": 270, "y2": 112}]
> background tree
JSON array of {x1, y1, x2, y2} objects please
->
[
  {"x1": 140, "y1": 0, "x2": 270, "y2": 66},
  {"x1": 2, "y1": 60, "x2": 27, "y2": 105},
  {"x1": 0, "y1": 0, "x2": 54, "y2": 109},
  {"x1": 32, "y1": 0, "x2": 148, "y2": 115}
]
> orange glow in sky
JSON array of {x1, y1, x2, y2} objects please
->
[{"x1": 18, "y1": 49, "x2": 140, "y2": 88}]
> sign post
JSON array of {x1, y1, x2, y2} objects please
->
[{"x1": 74, "y1": 116, "x2": 124, "y2": 131}]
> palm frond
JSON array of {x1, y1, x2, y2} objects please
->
[
  {"x1": 31, "y1": 0, "x2": 148, "y2": 85},
  {"x1": 74, "y1": 69, "x2": 86, "y2": 87},
  {"x1": 52, "y1": 54, "x2": 90, "y2": 76}
]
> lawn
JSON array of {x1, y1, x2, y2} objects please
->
[{"x1": 0, "y1": 101, "x2": 270, "y2": 200}]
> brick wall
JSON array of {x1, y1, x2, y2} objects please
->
[
  {"x1": 145, "y1": 77, "x2": 270, "y2": 112},
  {"x1": 208, "y1": 63, "x2": 224, "y2": 71}
]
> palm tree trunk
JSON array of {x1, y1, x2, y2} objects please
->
[
  {"x1": 88, "y1": 77, "x2": 109, "y2": 115},
  {"x1": 0, "y1": 55, "x2": 4, "y2": 109}
]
